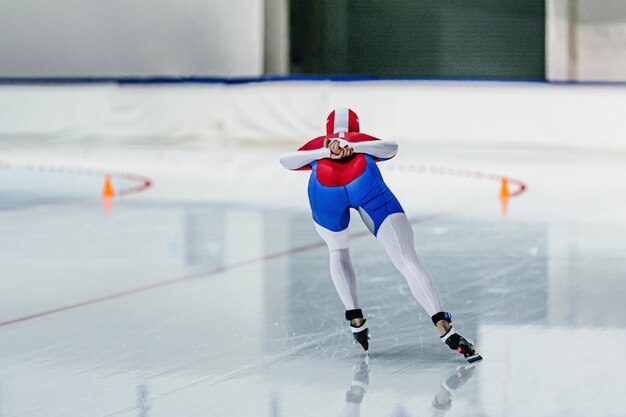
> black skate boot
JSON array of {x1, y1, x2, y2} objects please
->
[
  {"x1": 441, "y1": 328, "x2": 482, "y2": 363},
  {"x1": 432, "y1": 312, "x2": 483, "y2": 363},
  {"x1": 346, "y1": 309, "x2": 370, "y2": 351}
]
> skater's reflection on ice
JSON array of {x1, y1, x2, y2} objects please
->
[
  {"x1": 136, "y1": 384, "x2": 151, "y2": 417},
  {"x1": 337, "y1": 356, "x2": 370, "y2": 417},
  {"x1": 429, "y1": 365, "x2": 476, "y2": 417},
  {"x1": 336, "y1": 357, "x2": 477, "y2": 417}
]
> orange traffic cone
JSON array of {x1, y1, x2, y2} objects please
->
[
  {"x1": 500, "y1": 178, "x2": 509, "y2": 199},
  {"x1": 499, "y1": 178, "x2": 509, "y2": 215},
  {"x1": 102, "y1": 175, "x2": 114, "y2": 198},
  {"x1": 102, "y1": 175, "x2": 114, "y2": 215}
]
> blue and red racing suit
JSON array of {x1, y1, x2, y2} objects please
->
[{"x1": 295, "y1": 132, "x2": 403, "y2": 235}]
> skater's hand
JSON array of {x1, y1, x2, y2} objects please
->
[
  {"x1": 330, "y1": 142, "x2": 354, "y2": 159},
  {"x1": 324, "y1": 138, "x2": 340, "y2": 150},
  {"x1": 324, "y1": 139, "x2": 354, "y2": 160}
]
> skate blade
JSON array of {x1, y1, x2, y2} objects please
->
[
  {"x1": 466, "y1": 353, "x2": 483, "y2": 363},
  {"x1": 352, "y1": 340, "x2": 369, "y2": 351}
]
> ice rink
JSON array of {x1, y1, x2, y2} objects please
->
[{"x1": 1, "y1": 140, "x2": 626, "y2": 417}]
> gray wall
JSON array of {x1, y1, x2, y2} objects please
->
[{"x1": 0, "y1": 0, "x2": 263, "y2": 77}]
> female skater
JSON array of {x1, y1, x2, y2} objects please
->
[{"x1": 279, "y1": 108, "x2": 481, "y2": 363}]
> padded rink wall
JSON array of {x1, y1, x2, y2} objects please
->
[{"x1": 0, "y1": 81, "x2": 625, "y2": 151}]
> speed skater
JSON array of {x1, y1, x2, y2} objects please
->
[{"x1": 279, "y1": 108, "x2": 482, "y2": 363}]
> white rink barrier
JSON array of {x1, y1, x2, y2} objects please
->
[{"x1": 0, "y1": 81, "x2": 625, "y2": 151}]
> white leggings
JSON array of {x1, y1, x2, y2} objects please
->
[{"x1": 315, "y1": 212, "x2": 443, "y2": 317}]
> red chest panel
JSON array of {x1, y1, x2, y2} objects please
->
[
  {"x1": 296, "y1": 132, "x2": 383, "y2": 186},
  {"x1": 316, "y1": 154, "x2": 367, "y2": 187}
]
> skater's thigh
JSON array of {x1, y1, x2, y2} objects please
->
[
  {"x1": 308, "y1": 181, "x2": 351, "y2": 232},
  {"x1": 358, "y1": 188, "x2": 404, "y2": 236}
]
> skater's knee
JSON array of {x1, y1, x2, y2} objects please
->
[{"x1": 397, "y1": 245, "x2": 417, "y2": 264}]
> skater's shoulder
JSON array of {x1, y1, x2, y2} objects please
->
[
  {"x1": 344, "y1": 132, "x2": 381, "y2": 143},
  {"x1": 297, "y1": 135, "x2": 326, "y2": 151}
]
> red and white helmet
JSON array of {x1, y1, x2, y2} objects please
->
[{"x1": 326, "y1": 108, "x2": 359, "y2": 135}]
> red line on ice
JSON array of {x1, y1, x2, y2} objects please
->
[
  {"x1": 383, "y1": 162, "x2": 528, "y2": 197},
  {"x1": 0, "y1": 159, "x2": 153, "y2": 197},
  {"x1": 0, "y1": 161, "x2": 528, "y2": 328},
  {"x1": 0, "y1": 215, "x2": 440, "y2": 328}
]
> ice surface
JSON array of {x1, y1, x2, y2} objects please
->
[{"x1": 1, "y1": 143, "x2": 625, "y2": 417}]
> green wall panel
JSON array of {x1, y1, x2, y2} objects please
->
[{"x1": 290, "y1": 0, "x2": 545, "y2": 80}]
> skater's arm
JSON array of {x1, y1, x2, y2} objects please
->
[
  {"x1": 351, "y1": 140, "x2": 398, "y2": 159},
  {"x1": 331, "y1": 139, "x2": 398, "y2": 160},
  {"x1": 279, "y1": 147, "x2": 332, "y2": 170}
]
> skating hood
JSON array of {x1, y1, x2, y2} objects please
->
[{"x1": 326, "y1": 108, "x2": 360, "y2": 135}]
